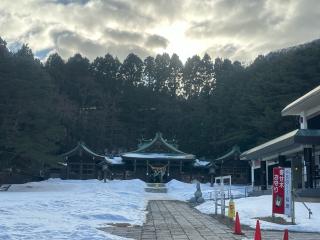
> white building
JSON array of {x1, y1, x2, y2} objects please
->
[{"x1": 241, "y1": 85, "x2": 320, "y2": 193}]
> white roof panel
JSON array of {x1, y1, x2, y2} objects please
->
[{"x1": 282, "y1": 85, "x2": 320, "y2": 116}]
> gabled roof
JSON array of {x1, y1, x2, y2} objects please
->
[
  {"x1": 121, "y1": 132, "x2": 196, "y2": 160},
  {"x1": 282, "y1": 85, "x2": 320, "y2": 116},
  {"x1": 132, "y1": 132, "x2": 185, "y2": 154},
  {"x1": 61, "y1": 142, "x2": 105, "y2": 158},
  {"x1": 215, "y1": 145, "x2": 241, "y2": 162},
  {"x1": 205, "y1": 146, "x2": 241, "y2": 168}
]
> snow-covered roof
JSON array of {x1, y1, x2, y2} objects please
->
[
  {"x1": 104, "y1": 156, "x2": 124, "y2": 165},
  {"x1": 282, "y1": 85, "x2": 320, "y2": 116},
  {"x1": 121, "y1": 152, "x2": 195, "y2": 160},
  {"x1": 193, "y1": 159, "x2": 210, "y2": 167}
]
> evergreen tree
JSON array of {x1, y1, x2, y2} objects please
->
[
  {"x1": 167, "y1": 53, "x2": 183, "y2": 97},
  {"x1": 120, "y1": 53, "x2": 143, "y2": 86},
  {"x1": 154, "y1": 53, "x2": 170, "y2": 92},
  {"x1": 143, "y1": 56, "x2": 156, "y2": 88}
]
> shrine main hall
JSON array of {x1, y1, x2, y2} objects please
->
[{"x1": 59, "y1": 132, "x2": 210, "y2": 183}]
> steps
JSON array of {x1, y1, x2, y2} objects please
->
[{"x1": 145, "y1": 183, "x2": 167, "y2": 193}]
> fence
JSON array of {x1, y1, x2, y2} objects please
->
[
  {"x1": 203, "y1": 185, "x2": 252, "y2": 201},
  {"x1": 202, "y1": 185, "x2": 253, "y2": 216}
]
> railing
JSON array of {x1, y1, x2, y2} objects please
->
[
  {"x1": 292, "y1": 190, "x2": 312, "y2": 219},
  {"x1": 203, "y1": 185, "x2": 252, "y2": 201},
  {"x1": 201, "y1": 185, "x2": 252, "y2": 216}
]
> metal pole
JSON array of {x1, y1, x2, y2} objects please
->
[
  {"x1": 291, "y1": 190, "x2": 295, "y2": 224},
  {"x1": 215, "y1": 190, "x2": 218, "y2": 215},
  {"x1": 221, "y1": 192, "x2": 225, "y2": 216}
]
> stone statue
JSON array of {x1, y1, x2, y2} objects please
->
[{"x1": 189, "y1": 182, "x2": 205, "y2": 204}]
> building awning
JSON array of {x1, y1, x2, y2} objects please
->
[
  {"x1": 282, "y1": 85, "x2": 320, "y2": 116},
  {"x1": 240, "y1": 129, "x2": 320, "y2": 161}
]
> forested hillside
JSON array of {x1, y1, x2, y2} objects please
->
[{"x1": 1, "y1": 37, "x2": 320, "y2": 174}]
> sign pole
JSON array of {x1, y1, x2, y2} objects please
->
[
  {"x1": 291, "y1": 189, "x2": 295, "y2": 224},
  {"x1": 272, "y1": 186, "x2": 275, "y2": 221}
]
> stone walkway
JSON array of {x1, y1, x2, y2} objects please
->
[{"x1": 102, "y1": 200, "x2": 320, "y2": 240}]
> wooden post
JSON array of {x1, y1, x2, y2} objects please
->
[
  {"x1": 103, "y1": 170, "x2": 107, "y2": 183},
  {"x1": 251, "y1": 161, "x2": 255, "y2": 188},
  {"x1": 134, "y1": 159, "x2": 137, "y2": 173},
  {"x1": 80, "y1": 158, "x2": 83, "y2": 180},
  {"x1": 66, "y1": 157, "x2": 69, "y2": 179},
  {"x1": 260, "y1": 160, "x2": 267, "y2": 190},
  {"x1": 103, "y1": 164, "x2": 108, "y2": 183},
  {"x1": 179, "y1": 160, "x2": 182, "y2": 173},
  {"x1": 93, "y1": 156, "x2": 96, "y2": 179},
  {"x1": 304, "y1": 147, "x2": 313, "y2": 188},
  {"x1": 266, "y1": 160, "x2": 269, "y2": 189},
  {"x1": 146, "y1": 160, "x2": 149, "y2": 175}
]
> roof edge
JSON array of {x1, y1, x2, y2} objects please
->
[{"x1": 281, "y1": 85, "x2": 320, "y2": 116}]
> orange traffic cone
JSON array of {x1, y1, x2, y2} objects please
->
[
  {"x1": 233, "y1": 212, "x2": 243, "y2": 235},
  {"x1": 283, "y1": 229, "x2": 288, "y2": 240},
  {"x1": 254, "y1": 220, "x2": 261, "y2": 240}
]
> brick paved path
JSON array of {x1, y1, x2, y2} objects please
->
[{"x1": 102, "y1": 200, "x2": 320, "y2": 240}]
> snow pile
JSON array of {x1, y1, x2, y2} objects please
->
[
  {"x1": 0, "y1": 179, "x2": 147, "y2": 240},
  {"x1": 196, "y1": 195, "x2": 320, "y2": 232},
  {"x1": 166, "y1": 179, "x2": 248, "y2": 201}
]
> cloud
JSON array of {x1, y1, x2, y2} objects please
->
[
  {"x1": 145, "y1": 34, "x2": 169, "y2": 49},
  {"x1": 205, "y1": 44, "x2": 239, "y2": 59},
  {"x1": 54, "y1": 0, "x2": 90, "y2": 5},
  {"x1": 0, "y1": 0, "x2": 320, "y2": 62},
  {"x1": 51, "y1": 30, "x2": 152, "y2": 61},
  {"x1": 104, "y1": 28, "x2": 144, "y2": 43},
  {"x1": 186, "y1": 0, "x2": 320, "y2": 60},
  {"x1": 53, "y1": 31, "x2": 106, "y2": 60},
  {"x1": 106, "y1": 43, "x2": 152, "y2": 61},
  {"x1": 186, "y1": 0, "x2": 287, "y2": 39}
]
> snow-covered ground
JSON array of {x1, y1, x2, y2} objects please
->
[
  {"x1": 0, "y1": 179, "x2": 147, "y2": 240},
  {"x1": 2, "y1": 179, "x2": 320, "y2": 239},
  {"x1": 166, "y1": 179, "x2": 248, "y2": 201},
  {"x1": 0, "y1": 179, "x2": 242, "y2": 239},
  {"x1": 196, "y1": 195, "x2": 320, "y2": 232}
]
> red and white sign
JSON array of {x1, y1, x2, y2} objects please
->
[{"x1": 272, "y1": 167, "x2": 292, "y2": 216}]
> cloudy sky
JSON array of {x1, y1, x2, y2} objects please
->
[{"x1": 1, "y1": 0, "x2": 320, "y2": 63}]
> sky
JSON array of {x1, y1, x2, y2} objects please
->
[{"x1": 1, "y1": 0, "x2": 320, "y2": 63}]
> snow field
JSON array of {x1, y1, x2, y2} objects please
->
[
  {"x1": 1, "y1": 178, "x2": 320, "y2": 239},
  {"x1": 1, "y1": 179, "x2": 147, "y2": 240},
  {"x1": 196, "y1": 195, "x2": 320, "y2": 232}
]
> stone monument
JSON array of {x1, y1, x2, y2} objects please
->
[{"x1": 189, "y1": 182, "x2": 205, "y2": 204}]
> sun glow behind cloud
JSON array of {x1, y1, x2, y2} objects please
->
[
  {"x1": 151, "y1": 21, "x2": 205, "y2": 61},
  {"x1": 0, "y1": 0, "x2": 320, "y2": 63}
]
